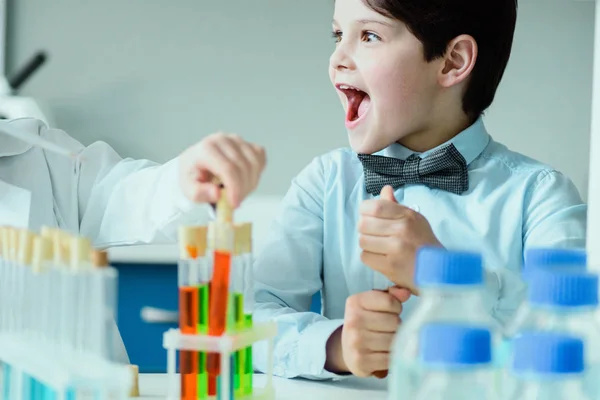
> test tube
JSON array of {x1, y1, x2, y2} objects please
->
[
  {"x1": 194, "y1": 226, "x2": 209, "y2": 400},
  {"x1": 7, "y1": 228, "x2": 19, "y2": 333},
  {"x1": 0, "y1": 227, "x2": 9, "y2": 332},
  {"x1": 31, "y1": 234, "x2": 53, "y2": 400},
  {"x1": 70, "y1": 236, "x2": 92, "y2": 354},
  {"x1": 18, "y1": 230, "x2": 34, "y2": 335},
  {"x1": 207, "y1": 191, "x2": 234, "y2": 400},
  {"x1": 91, "y1": 249, "x2": 118, "y2": 362},
  {"x1": 229, "y1": 224, "x2": 245, "y2": 397},
  {"x1": 40, "y1": 227, "x2": 60, "y2": 347},
  {"x1": 241, "y1": 223, "x2": 254, "y2": 396},
  {"x1": 178, "y1": 225, "x2": 201, "y2": 400}
]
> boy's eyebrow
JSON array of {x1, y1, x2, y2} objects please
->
[
  {"x1": 332, "y1": 19, "x2": 393, "y2": 28},
  {"x1": 356, "y1": 19, "x2": 393, "y2": 27}
]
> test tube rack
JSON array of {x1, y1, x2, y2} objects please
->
[
  {"x1": 164, "y1": 190, "x2": 276, "y2": 400},
  {"x1": 163, "y1": 323, "x2": 276, "y2": 400},
  {"x1": 0, "y1": 226, "x2": 134, "y2": 400}
]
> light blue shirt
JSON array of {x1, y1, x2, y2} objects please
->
[{"x1": 252, "y1": 117, "x2": 587, "y2": 380}]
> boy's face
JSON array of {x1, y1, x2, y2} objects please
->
[{"x1": 329, "y1": 0, "x2": 442, "y2": 154}]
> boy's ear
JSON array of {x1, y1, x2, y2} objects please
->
[{"x1": 438, "y1": 34, "x2": 478, "y2": 88}]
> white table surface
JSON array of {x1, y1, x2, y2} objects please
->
[{"x1": 137, "y1": 373, "x2": 388, "y2": 399}]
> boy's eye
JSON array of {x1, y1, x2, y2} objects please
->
[
  {"x1": 332, "y1": 30, "x2": 342, "y2": 43},
  {"x1": 362, "y1": 31, "x2": 381, "y2": 43}
]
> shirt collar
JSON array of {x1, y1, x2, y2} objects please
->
[{"x1": 378, "y1": 116, "x2": 491, "y2": 166}]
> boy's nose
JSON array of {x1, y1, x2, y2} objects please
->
[{"x1": 329, "y1": 44, "x2": 356, "y2": 72}]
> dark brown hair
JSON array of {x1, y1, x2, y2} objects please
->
[{"x1": 363, "y1": 0, "x2": 518, "y2": 120}]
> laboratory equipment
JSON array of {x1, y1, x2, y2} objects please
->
[
  {"x1": 392, "y1": 322, "x2": 496, "y2": 400},
  {"x1": 503, "y1": 332, "x2": 589, "y2": 400},
  {"x1": 165, "y1": 190, "x2": 276, "y2": 400},
  {"x1": 388, "y1": 246, "x2": 501, "y2": 397},
  {"x1": 0, "y1": 1, "x2": 53, "y2": 125},
  {"x1": 0, "y1": 226, "x2": 134, "y2": 399},
  {"x1": 501, "y1": 268, "x2": 600, "y2": 399}
]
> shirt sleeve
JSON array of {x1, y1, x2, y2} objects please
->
[
  {"x1": 523, "y1": 170, "x2": 587, "y2": 249},
  {"x1": 252, "y1": 155, "x2": 347, "y2": 380},
  {"x1": 491, "y1": 170, "x2": 587, "y2": 325}
]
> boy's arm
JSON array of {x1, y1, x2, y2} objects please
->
[
  {"x1": 493, "y1": 170, "x2": 587, "y2": 324},
  {"x1": 252, "y1": 155, "x2": 346, "y2": 380}
]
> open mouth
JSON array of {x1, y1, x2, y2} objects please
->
[{"x1": 337, "y1": 84, "x2": 371, "y2": 125}]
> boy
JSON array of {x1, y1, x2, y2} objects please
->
[
  {"x1": 0, "y1": 116, "x2": 266, "y2": 363},
  {"x1": 252, "y1": 0, "x2": 586, "y2": 380}
]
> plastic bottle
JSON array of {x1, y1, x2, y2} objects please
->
[
  {"x1": 389, "y1": 247, "x2": 501, "y2": 397},
  {"x1": 503, "y1": 332, "x2": 589, "y2": 399},
  {"x1": 392, "y1": 322, "x2": 496, "y2": 399}
]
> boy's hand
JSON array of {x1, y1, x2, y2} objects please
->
[
  {"x1": 358, "y1": 185, "x2": 442, "y2": 294},
  {"x1": 179, "y1": 132, "x2": 266, "y2": 208},
  {"x1": 325, "y1": 287, "x2": 411, "y2": 377}
]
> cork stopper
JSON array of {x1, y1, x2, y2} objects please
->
[
  {"x1": 70, "y1": 236, "x2": 92, "y2": 270},
  {"x1": 178, "y1": 226, "x2": 208, "y2": 259},
  {"x1": 234, "y1": 225, "x2": 244, "y2": 256},
  {"x1": 128, "y1": 364, "x2": 140, "y2": 397},
  {"x1": 216, "y1": 189, "x2": 233, "y2": 224},
  {"x1": 51, "y1": 230, "x2": 71, "y2": 265},
  {"x1": 32, "y1": 236, "x2": 52, "y2": 273},
  {"x1": 242, "y1": 222, "x2": 252, "y2": 254},
  {"x1": 8, "y1": 227, "x2": 19, "y2": 262},
  {"x1": 18, "y1": 230, "x2": 35, "y2": 265},
  {"x1": 0, "y1": 226, "x2": 6, "y2": 258},
  {"x1": 92, "y1": 249, "x2": 109, "y2": 268}
]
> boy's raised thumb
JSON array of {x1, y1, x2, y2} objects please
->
[{"x1": 380, "y1": 185, "x2": 398, "y2": 203}]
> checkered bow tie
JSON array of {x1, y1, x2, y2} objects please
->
[{"x1": 357, "y1": 144, "x2": 469, "y2": 195}]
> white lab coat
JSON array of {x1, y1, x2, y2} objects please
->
[{"x1": 0, "y1": 117, "x2": 213, "y2": 364}]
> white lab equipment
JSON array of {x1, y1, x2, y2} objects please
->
[
  {"x1": 389, "y1": 246, "x2": 501, "y2": 398},
  {"x1": 503, "y1": 332, "x2": 589, "y2": 400},
  {"x1": 0, "y1": 227, "x2": 133, "y2": 400},
  {"x1": 0, "y1": 1, "x2": 53, "y2": 125},
  {"x1": 391, "y1": 322, "x2": 496, "y2": 400},
  {"x1": 501, "y1": 268, "x2": 600, "y2": 399}
]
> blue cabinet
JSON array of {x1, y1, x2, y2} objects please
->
[
  {"x1": 114, "y1": 261, "x2": 323, "y2": 373},
  {"x1": 114, "y1": 262, "x2": 179, "y2": 373}
]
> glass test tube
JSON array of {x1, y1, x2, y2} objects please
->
[
  {"x1": 32, "y1": 235, "x2": 52, "y2": 343},
  {"x1": 55, "y1": 231, "x2": 76, "y2": 353},
  {"x1": 241, "y1": 223, "x2": 254, "y2": 396},
  {"x1": 18, "y1": 230, "x2": 34, "y2": 336},
  {"x1": 91, "y1": 249, "x2": 117, "y2": 362},
  {"x1": 207, "y1": 191, "x2": 234, "y2": 399},
  {"x1": 178, "y1": 225, "x2": 201, "y2": 400},
  {"x1": 70, "y1": 236, "x2": 92, "y2": 354},
  {"x1": 8, "y1": 228, "x2": 19, "y2": 333},
  {"x1": 40, "y1": 227, "x2": 60, "y2": 348},
  {"x1": 0, "y1": 227, "x2": 9, "y2": 332},
  {"x1": 195, "y1": 226, "x2": 210, "y2": 400}
]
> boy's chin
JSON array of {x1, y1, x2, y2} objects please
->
[{"x1": 347, "y1": 132, "x2": 389, "y2": 155}]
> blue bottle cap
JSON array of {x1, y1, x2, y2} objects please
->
[
  {"x1": 420, "y1": 323, "x2": 491, "y2": 366},
  {"x1": 415, "y1": 247, "x2": 483, "y2": 286},
  {"x1": 512, "y1": 332, "x2": 584, "y2": 374},
  {"x1": 528, "y1": 269, "x2": 599, "y2": 307},
  {"x1": 523, "y1": 248, "x2": 587, "y2": 280}
]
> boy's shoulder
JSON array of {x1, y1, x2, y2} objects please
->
[{"x1": 479, "y1": 139, "x2": 561, "y2": 179}]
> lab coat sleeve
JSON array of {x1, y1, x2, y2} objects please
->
[
  {"x1": 77, "y1": 141, "x2": 214, "y2": 247},
  {"x1": 252, "y1": 155, "x2": 347, "y2": 381},
  {"x1": 39, "y1": 124, "x2": 213, "y2": 247}
]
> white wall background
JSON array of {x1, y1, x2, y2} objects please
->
[{"x1": 6, "y1": 0, "x2": 596, "y2": 199}]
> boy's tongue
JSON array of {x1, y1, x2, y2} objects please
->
[{"x1": 347, "y1": 92, "x2": 371, "y2": 121}]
